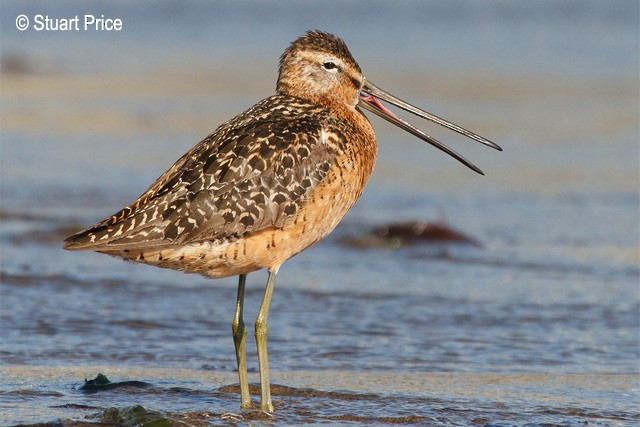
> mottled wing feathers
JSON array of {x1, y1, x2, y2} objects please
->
[{"x1": 64, "y1": 95, "x2": 335, "y2": 250}]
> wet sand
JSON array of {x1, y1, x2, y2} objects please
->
[{"x1": 3, "y1": 365, "x2": 637, "y2": 426}]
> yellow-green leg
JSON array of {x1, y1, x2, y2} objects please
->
[
  {"x1": 232, "y1": 274, "x2": 252, "y2": 409},
  {"x1": 255, "y1": 270, "x2": 276, "y2": 412}
]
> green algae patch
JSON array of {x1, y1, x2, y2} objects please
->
[{"x1": 80, "y1": 373, "x2": 151, "y2": 393}]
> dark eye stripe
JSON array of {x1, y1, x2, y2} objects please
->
[{"x1": 348, "y1": 75, "x2": 361, "y2": 90}]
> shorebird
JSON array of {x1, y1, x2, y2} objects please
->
[{"x1": 64, "y1": 31, "x2": 501, "y2": 412}]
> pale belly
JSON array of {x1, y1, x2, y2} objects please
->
[{"x1": 105, "y1": 181, "x2": 358, "y2": 278}]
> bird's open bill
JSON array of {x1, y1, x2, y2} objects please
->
[{"x1": 358, "y1": 79, "x2": 502, "y2": 175}]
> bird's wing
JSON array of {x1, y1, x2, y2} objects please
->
[{"x1": 64, "y1": 96, "x2": 335, "y2": 250}]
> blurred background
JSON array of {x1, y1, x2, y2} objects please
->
[{"x1": 1, "y1": 1, "x2": 638, "y2": 425}]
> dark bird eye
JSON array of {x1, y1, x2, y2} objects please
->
[{"x1": 322, "y1": 61, "x2": 338, "y2": 70}]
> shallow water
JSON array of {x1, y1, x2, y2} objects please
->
[
  {"x1": 1, "y1": 0, "x2": 639, "y2": 426},
  {"x1": 2, "y1": 366, "x2": 637, "y2": 426}
]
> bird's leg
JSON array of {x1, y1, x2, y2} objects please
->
[
  {"x1": 232, "y1": 274, "x2": 252, "y2": 409},
  {"x1": 255, "y1": 269, "x2": 277, "y2": 412}
]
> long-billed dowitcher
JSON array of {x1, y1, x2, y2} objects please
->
[{"x1": 64, "y1": 30, "x2": 501, "y2": 412}]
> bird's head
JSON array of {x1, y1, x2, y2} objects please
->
[{"x1": 277, "y1": 30, "x2": 363, "y2": 110}]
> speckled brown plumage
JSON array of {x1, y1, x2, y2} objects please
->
[{"x1": 64, "y1": 33, "x2": 377, "y2": 278}]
